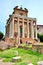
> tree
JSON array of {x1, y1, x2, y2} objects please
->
[
  {"x1": 37, "y1": 33, "x2": 43, "y2": 42},
  {"x1": 40, "y1": 34, "x2": 43, "y2": 42},
  {"x1": 0, "y1": 32, "x2": 4, "y2": 40}
]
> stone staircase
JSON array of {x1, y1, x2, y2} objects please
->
[
  {"x1": 20, "y1": 38, "x2": 38, "y2": 44},
  {"x1": 5, "y1": 37, "x2": 38, "y2": 44}
]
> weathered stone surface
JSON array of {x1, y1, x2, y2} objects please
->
[
  {"x1": 32, "y1": 44, "x2": 43, "y2": 53},
  {"x1": 12, "y1": 56, "x2": 21, "y2": 62},
  {"x1": 0, "y1": 41, "x2": 14, "y2": 50},
  {"x1": 37, "y1": 61, "x2": 43, "y2": 65}
]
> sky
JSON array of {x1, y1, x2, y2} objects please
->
[{"x1": 0, "y1": 0, "x2": 43, "y2": 35}]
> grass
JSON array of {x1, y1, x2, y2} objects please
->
[{"x1": 0, "y1": 47, "x2": 43, "y2": 65}]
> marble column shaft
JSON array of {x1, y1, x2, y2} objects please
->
[
  {"x1": 18, "y1": 17, "x2": 20, "y2": 44},
  {"x1": 27, "y1": 19, "x2": 29, "y2": 38},
  {"x1": 22, "y1": 18, "x2": 24, "y2": 38},
  {"x1": 35, "y1": 22, "x2": 37, "y2": 39},
  {"x1": 31, "y1": 21, "x2": 34, "y2": 39},
  {"x1": 9, "y1": 21, "x2": 11, "y2": 38},
  {"x1": 12, "y1": 18, "x2": 14, "y2": 38}
]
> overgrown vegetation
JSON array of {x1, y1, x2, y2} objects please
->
[
  {"x1": 0, "y1": 47, "x2": 43, "y2": 65},
  {"x1": 37, "y1": 33, "x2": 43, "y2": 42},
  {"x1": 0, "y1": 32, "x2": 4, "y2": 40}
]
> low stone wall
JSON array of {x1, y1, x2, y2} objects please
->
[
  {"x1": 18, "y1": 45, "x2": 32, "y2": 50},
  {"x1": 32, "y1": 44, "x2": 43, "y2": 53}
]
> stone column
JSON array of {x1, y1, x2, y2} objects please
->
[
  {"x1": 9, "y1": 22, "x2": 10, "y2": 38},
  {"x1": 18, "y1": 17, "x2": 20, "y2": 44},
  {"x1": 10, "y1": 21, "x2": 12, "y2": 38},
  {"x1": 12, "y1": 18, "x2": 14, "y2": 38},
  {"x1": 35, "y1": 21, "x2": 37, "y2": 39},
  {"x1": 31, "y1": 21, "x2": 34, "y2": 39},
  {"x1": 22, "y1": 18, "x2": 24, "y2": 38},
  {"x1": 9, "y1": 21, "x2": 13, "y2": 38},
  {"x1": 9, "y1": 20, "x2": 13, "y2": 38},
  {"x1": 27, "y1": 19, "x2": 29, "y2": 38},
  {"x1": 9, "y1": 18, "x2": 14, "y2": 38}
]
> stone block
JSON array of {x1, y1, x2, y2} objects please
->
[{"x1": 12, "y1": 56, "x2": 21, "y2": 62}]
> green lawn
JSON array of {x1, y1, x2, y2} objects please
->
[{"x1": 0, "y1": 47, "x2": 43, "y2": 65}]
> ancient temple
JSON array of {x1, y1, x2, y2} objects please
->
[{"x1": 5, "y1": 6, "x2": 37, "y2": 44}]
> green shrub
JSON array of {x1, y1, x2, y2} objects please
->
[
  {"x1": 37, "y1": 33, "x2": 43, "y2": 42},
  {"x1": 0, "y1": 32, "x2": 4, "y2": 40},
  {"x1": 40, "y1": 34, "x2": 43, "y2": 42},
  {"x1": 37, "y1": 33, "x2": 40, "y2": 38}
]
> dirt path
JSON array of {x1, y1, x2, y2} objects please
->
[
  {"x1": 0, "y1": 62, "x2": 14, "y2": 65},
  {"x1": 0, "y1": 58, "x2": 14, "y2": 65}
]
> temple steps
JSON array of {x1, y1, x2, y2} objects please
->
[
  {"x1": 5, "y1": 37, "x2": 38, "y2": 44},
  {"x1": 20, "y1": 38, "x2": 38, "y2": 44}
]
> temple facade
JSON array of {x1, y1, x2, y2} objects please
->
[{"x1": 5, "y1": 6, "x2": 37, "y2": 44}]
